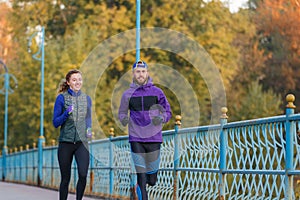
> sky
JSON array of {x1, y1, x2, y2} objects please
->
[{"x1": 221, "y1": 0, "x2": 249, "y2": 12}]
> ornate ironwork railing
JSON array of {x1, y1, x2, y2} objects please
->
[{"x1": 1, "y1": 95, "x2": 300, "y2": 200}]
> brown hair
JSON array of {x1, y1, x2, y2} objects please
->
[{"x1": 57, "y1": 69, "x2": 82, "y2": 93}]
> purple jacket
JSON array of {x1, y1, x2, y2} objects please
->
[{"x1": 118, "y1": 77, "x2": 172, "y2": 143}]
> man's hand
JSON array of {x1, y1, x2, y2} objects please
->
[
  {"x1": 121, "y1": 116, "x2": 129, "y2": 126},
  {"x1": 86, "y1": 128, "x2": 93, "y2": 139},
  {"x1": 152, "y1": 116, "x2": 163, "y2": 125},
  {"x1": 66, "y1": 105, "x2": 73, "y2": 115}
]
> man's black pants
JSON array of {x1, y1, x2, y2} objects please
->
[{"x1": 131, "y1": 142, "x2": 161, "y2": 200}]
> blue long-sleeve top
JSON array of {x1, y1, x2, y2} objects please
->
[{"x1": 52, "y1": 88, "x2": 92, "y2": 129}]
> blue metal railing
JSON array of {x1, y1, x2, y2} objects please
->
[{"x1": 1, "y1": 95, "x2": 300, "y2": 199}]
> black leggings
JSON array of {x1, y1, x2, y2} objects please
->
[
  {"x1": 131, "y1": 142, "x2": 161, "y2": 200},
  {"x1": 58, "y1": 142, "x2": 90, "y2": 200}
]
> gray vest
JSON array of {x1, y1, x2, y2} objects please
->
[{"x1": 59, "y1": 91, "x2": 88, "y2": 142}]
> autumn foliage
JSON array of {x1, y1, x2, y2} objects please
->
[
  {"x1": 0, "y1": 0, "x2": 299, "y2": 147},
  {"x1": 0, "y1": 3, "x2": 16, "y2": 65},
  {"x1": 255, "y1": 0, "x2": 300, "y2": 99}
]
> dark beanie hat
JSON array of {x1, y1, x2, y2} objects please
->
[{"x1": 132, "y1": 60, "x2": 148, "y2": 70}]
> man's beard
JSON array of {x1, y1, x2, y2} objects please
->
[{"x1": 134, "y1": 76, "x2": 148, "y2": 85}]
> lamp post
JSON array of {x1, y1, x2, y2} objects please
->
[
  {"x1": 0, "y1": 60, "x2": 18, "y2": 181},
  {"x1": 28, "y1": 25, "x2": 45, "y2": 186},
  {"x1": 136, "y1": 0, "x2": 141, "y2": 61}
]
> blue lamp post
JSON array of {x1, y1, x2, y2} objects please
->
[
  {"x1": 27, "y1": 25, "x2": 45, "y2": 186},
  {"x1": 0, "y1": 60, "x2": 18, "y2": 181},
  {"x1": 136, "y1": 0, "x2": 141, "y2": 61}
]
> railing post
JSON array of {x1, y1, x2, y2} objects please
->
[
  {"x1": 51, "y1": 139, "x2": 55, "y2": 187},
  {"x1": 2, "y1": 146, "x2": 7, "y2": 181},
  {"x1": 173, "y1": 115, "x2": 181, "y2": 200},
  {"x1": 25, "y1": 144, "x2": 29, "y2": 183},
  {"x1": 20, "y1": 146, "x2": 23, "y2": 181},
  {"x1": 130, "y1": 161, "x2": 137, "y2": 199},
  {"x1": 14, "y1": 147, "x2": 17, "y2": 181},
  {"x1": 38, "y1": 136, "x2": 45, "y2": 186},
  {"x1": 109, "y1": 128, "x2": 114, "y2": 199},
  {"x1": 73, "y1": 159, "x2": 77, "y2": 192},
  {"x1": 285, "y1": 94, "x2": 296, "y2": 200},
  {"x1": 89, "y1": 135, "x2": 94, "y2": 194},
  {"x1": 219, "y1": 107, "x2": 228, "y2": 200}
]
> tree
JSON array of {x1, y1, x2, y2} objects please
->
[
  {"x1": 255, "y1": 0, "x2": 300, "y2": 106},
  {"x1": 0, "y1": 3, "x2": 17, "y2": 64},
  {"x1": 1, "y1": 0, "x2": 279, "y2": 147},
  {"x1": 229, "y1": 81, "x2": 282, "y2": 121}
]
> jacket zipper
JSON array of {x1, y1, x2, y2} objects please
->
[
  {"x1": 141, "y1": 89, "x2": 145, "y2": 121},
  {"x1": 73, "y1": 95, "x2": 78, "y2": 143}
]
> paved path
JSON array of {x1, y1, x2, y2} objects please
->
[{"x1": 0, "y1": 181, "x2": 101, "y2": 200}]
